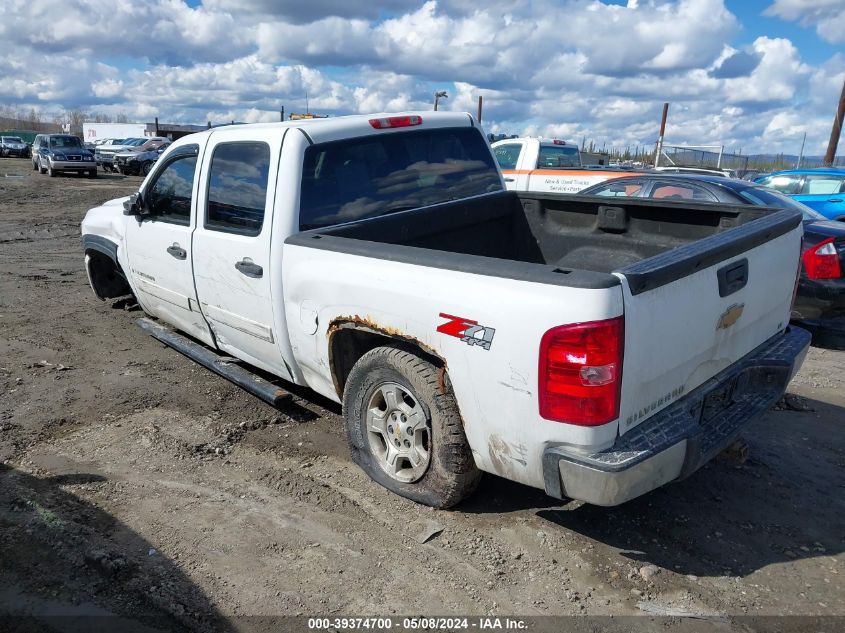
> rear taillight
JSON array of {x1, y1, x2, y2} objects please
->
[
  {"x1": 802, "y1": 238, "x2": 841, "y2": 280},
  {"x1": 369, "y1": 115, "x2": 423, "y2": 129},
  {"x1": 538, "y1": 316, "x2": 624, "y2": 426}
]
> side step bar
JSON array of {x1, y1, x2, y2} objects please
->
[{"x1": 137, "y1": 318, "x2": 292, "y2": 408}]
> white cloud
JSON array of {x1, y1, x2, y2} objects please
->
[
  {"x1": 765, "y1": 0, "x2": 845, "y2": 44},
  {"x1": 0, "y1": 0, "x2": 839, "y2": 155}
]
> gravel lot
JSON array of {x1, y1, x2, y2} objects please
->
[{"x1": 0, "y1": 157, "x2": 843, "y2": 631}]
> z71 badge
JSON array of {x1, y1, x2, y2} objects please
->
[{"x1": 437, "y1": 313, "x2": 496, "y2": 351}]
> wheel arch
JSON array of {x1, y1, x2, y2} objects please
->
[
  {"x1": 328, "y1": 319, "x2": 448, "y2": 399},
  {"x1": 83, "y1": 235, "x2": 130, "y2": 300}
]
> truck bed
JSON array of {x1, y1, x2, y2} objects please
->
[{"x1": 288, "y1": 190, "x2": 798, "y2": 292}]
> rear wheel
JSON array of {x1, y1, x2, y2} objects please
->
[
  {"x1": 141, "y1": 161, "x2": 152, "y2": 176},
  {"x1": 88, "y1": 169, "x2": 97, "y2": 179},
  {"x1": 47, "y1": 161, "x2": 56, "y2": 177},
  {"x1": 342, "y1": 346, "x2": 481, "y2": 508}
]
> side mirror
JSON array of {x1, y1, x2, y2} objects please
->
[{"x1": 122, "y1": 192, "x2": 146, "y2": 216}]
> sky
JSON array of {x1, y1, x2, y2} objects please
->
[{"x1": 0, "y1": 0, "x2": 843, "y2": 155}]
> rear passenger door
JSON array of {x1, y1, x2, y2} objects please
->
[{"x1": 191, "y1": 134, "x2": 288, "y2": 376}]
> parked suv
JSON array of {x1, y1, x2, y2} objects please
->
[
  {"x1": 32, "y1": 134, "x2": 96, "y2": 178},
  {"x1": 113, "y1": 138, "x2": 171, "y2": 175},
  {"x1": 1, "y1": 136, "x2": 29, "y2": 158}
]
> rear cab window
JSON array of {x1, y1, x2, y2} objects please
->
[
  {"x1": 299, "y1": 127, "x2": 502, "y2": 230},
  {"x1": 536, "y1": 144, "x2": 581, "y2": 169}
]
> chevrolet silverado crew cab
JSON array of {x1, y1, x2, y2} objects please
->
[
  {"x1": 492, "y1": 136, "x2": 643, "y2": 194},
  {"x1": 81, "y1": 112, "x2": 810, "y2": 508}
]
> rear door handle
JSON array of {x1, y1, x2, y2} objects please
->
[
  {"x1": 828, "y1": 198, "x2": 842, "y2": 203},
  {"x1": 235, "y1": 259, "x2": 263, "y2": 278},
  {"x1": 166, "y1": 244, "x2": 186, "y2": 260}
]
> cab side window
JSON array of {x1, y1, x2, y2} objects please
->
[
  {"x1": 205, "y1": 142, "x2": 270, "y2": 236},
  {"x1": 493, "y1": 143, "x2": 523, "y2": 170},
  {"x1": 802, "y1": 174, "x2": 845, "y2": 195},
  {"x1": 760, "y1": 174, "x2": 801, "y2": 195},
  {"x1": 144, "y1": 146, "x2": 199, "y2": 226}
]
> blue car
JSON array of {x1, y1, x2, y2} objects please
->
[{"x1": 755, "y1": 168, "x2": 845, "y2": 221}]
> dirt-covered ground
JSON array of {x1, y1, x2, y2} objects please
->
[{"x1": 0, "y1": 156, "x2": 843, "y2": 631}]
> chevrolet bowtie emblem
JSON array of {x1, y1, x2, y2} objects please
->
[{"x1": 717, "y1": 303, "x2": 744, "y2": 330}]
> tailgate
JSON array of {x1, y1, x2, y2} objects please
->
[{"x1": 615, "y1": 209, "x2": 803, "y2": 435}]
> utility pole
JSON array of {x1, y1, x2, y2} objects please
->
[
  {"x1": 654, "y1": 102, "x2": 669, "y2": 167},
  {"x1": 434, "y1": 90, "x2": 448, "y2": 111},
  {"x1": 280, "y1": 106, "x2": 285, "y2": 122},
  {"x1": 476, "y1": 95, "x2": 483, "y2": 123},
  {"x1": 796, "y1": 131, "x2": 806, "y2": 168},
  {"x1": 823, "y1": 79, "x2": 845, "y2": 167}
]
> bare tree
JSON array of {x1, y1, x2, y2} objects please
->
[
  {"x1": 115, "y1": 112, "x2": 129, "y2": 123},
  {"x1": 26, "y1": 107, "x2": 42, "y2": 129}
]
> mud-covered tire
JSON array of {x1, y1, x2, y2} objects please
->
[{"x1": 342, "y1": 345, "x2": 481, "y2": 508}]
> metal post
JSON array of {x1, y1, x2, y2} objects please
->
[
  {"x1": 823, "y1": 80, "x2": 845, "y2": 167},
  {"x1": 155, "y1": 117, "x2": 159, "y2": 135},
  {"x1": 477, "y1": 95, "x2": 483, "y2": 123},
  {"x1": 717, "y1": 145, "x2": 724, "y2": 169},
  {"x1": 280, "y1": 106, "x2": 285, "y2": 122},
  {"x1": 796, "y1": 131, "x2": 806, "y2": 168},
  {"x1": 654, "y1": 102, "x2": 669, "y2": 167}
]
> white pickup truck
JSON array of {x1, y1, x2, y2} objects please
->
[
  {"x1": 81, "y1": 112, "x2": 810, "y2": 508},
  {"x1": 492, "y1": 136, "x2": 643, "y2": 194}
]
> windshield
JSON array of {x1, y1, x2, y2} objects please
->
[
  {"x1": 738, "y1": 186, "x2": 826, "y2": 221},
  {"x1": 49, "y1": 136, "x2": 82, "y2": 149},
  {"x1": 299, "y1": 127, "x2": 502, "y2": 230},
  {"x1": 125, "y1": 138, "x2": 147, "y2": 146},
  {"x1": 3, "y1": 137, "x2": 23, "y2": 143}
]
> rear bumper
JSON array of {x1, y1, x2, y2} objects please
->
[
  {"x1": 793, "y1": 278, "x2": 845, "y2": 319},
  {"x1": 542, "y1": 326, "x2": 811, "y2": 506}
]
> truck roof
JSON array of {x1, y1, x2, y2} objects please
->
[
  {"x1": 492, "y1": 136, "x2": 577, "y2": 147},
  {"x1": 178, "y1": 111, "x2": 476, "y2": 146}
]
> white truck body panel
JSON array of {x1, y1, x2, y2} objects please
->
[
  {"x1": 282, "y1": 246, "x2": 624, "y2": 488},
  {"x1": 615, "y1": 229, "x2": 800, "y2": 435}
]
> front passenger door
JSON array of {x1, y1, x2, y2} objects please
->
[{"x1": 124, "y1": 144, "x2": 215, "y2": 346}]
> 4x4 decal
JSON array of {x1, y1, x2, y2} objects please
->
[{"x1": 437, "y1": 313, "x2": 496, "y2": 351}]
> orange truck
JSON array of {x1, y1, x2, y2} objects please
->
[{"x1": 491, "y1": 137, "x2": 643, "y2": 194}]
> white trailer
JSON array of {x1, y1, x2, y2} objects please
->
[{"x1": 82, "y1": 122, "x2": 147, "y2": 143}]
